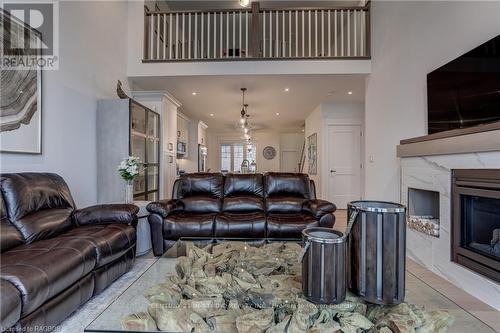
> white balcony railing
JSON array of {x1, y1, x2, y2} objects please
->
[{"x1": 143, "y1": 3, "x2": 370, "y2": 61}]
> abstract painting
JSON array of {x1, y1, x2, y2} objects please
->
[
  {"x1": 0, "y1": 10, "x2": 42, "y2": 154},
  {"x1": 307, "y1": 133, "x2": 317, "y2": 175}
]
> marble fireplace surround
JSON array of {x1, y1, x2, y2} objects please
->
[{"x1": 400, "y1": 151, "x2": 500, "y2": 311}]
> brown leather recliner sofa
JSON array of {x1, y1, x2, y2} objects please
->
[
  {"x1": 147, "y1": 172, "x2": 336, "y2": 256},
  {"x1": 0, "y1": 173, "x2": 139, "y2": 332}
]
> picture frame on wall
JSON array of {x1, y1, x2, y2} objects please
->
[
  {"x1": 0, "y1": 10, "x2": 43, "y2": 154},
  {"x1": 307, "y1": 133, "x2": 317, "y2": 175}
]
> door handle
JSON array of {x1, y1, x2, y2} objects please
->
[{"x1": 330, "y1": 170, "x2": 336, "y2": 173}]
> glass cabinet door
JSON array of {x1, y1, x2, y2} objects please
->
[
  {"x1": 146, "y1": 138, "x2": 159, "y2": 164},
  {"x1": 131, "y1": 136, "x2": 146, "y2": 162},
  {"x1": 131, "y1": 103, "x2": 146, "y2": 134},
  {"x1": 130, "y1": 100, "x2": 160, "y2": 201}
]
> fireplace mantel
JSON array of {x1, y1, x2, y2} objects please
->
[{"x1": 397, "y1": 122, "x2": 500, "y2": 158}]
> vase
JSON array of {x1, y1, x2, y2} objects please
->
[{"x1": 125, "y1": 181, "x2": 134, "y2": 203}]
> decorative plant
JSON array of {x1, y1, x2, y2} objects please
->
[{"x1": 117, "y1": 156, "x2": 142, "y2": 182}]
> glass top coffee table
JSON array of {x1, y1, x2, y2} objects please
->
[{"x1": 85, "y1": 238, "x2": 495, "y2": 333}]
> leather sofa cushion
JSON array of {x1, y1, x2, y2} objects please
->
[
  {"x1": 0, "y1": 237, "x2": 97, "y2": 315},
  {"x1": 302, "y1": 199, "x2": 337, "y2": 218},
  {"x1": 264, "y1": 173, "x2": 311, "y2": 198},
  {"x1": 214, "y1": 213, "x2": 266, "y2": 238},
  {"x1": 265, "y1": 197, "x2": 308, "y2": 214},
  {"x1": 222, "y1": 195, "x2": 264, "y2": 213},
  {"x1": 266, "y1": 213, "x2": 318, "y2": 238},
  {"x1": 11, "y1": 208, "x2": 74, "y2": 244},
  {"x1": 93, "y1": 248, "x2": 135, "y2": 294},
  {"x1": 0, "y1": 173, "x2": 75, "y2": 221},
  {"x1": 1, "y1": 193, "x2": 7, "y2": 221},
  {"x1": 147, "y1": 200, "x2": 184, "y2": 218},
  {"x1": 223, "y1": 174, "x2": 264, "y2": 197},
  {"x1": 0, "y1": 221, "x2": 24, "y2": 253},
  {"x1": 73, "y1": 204, "x2": 139, "y2": 227},
  {"x1": 163, "y1": 212, "x2": 215, "y2": 239},
  {"x1": 175, "y1": 173, "x2": 224, "y2": 199},
  {"x1": 17, "y1": 274, "x2": 94, "y2": 332},
  {"x1": 58, "y1": 224, "x2": 136, "y2": 267},
  {"x1": 0, "y1": 279, "x2": 22, "y2": 330},
  {"x1": 181, "y1": 196, "x2": 221, "y2": 213}
]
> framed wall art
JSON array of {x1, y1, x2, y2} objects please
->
[
  {"x1": 0, "y1": 10, "x2": 43, "y2": 154},
  {"x1": 307, "y1": 133, "x2": 317, "y2": 175}
]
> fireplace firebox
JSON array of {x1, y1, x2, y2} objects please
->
[{"x1": 452, "y1": 169, "x2": 500, "y2": 283}]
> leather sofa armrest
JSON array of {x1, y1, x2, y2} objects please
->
[
  {"x1": 303, "y1": 199, "x2": 337, "y2": 218},
  {"x1": 146, "y1": 199, "x2": 184, "y2": 218},
  {"x1": 73, "y1": 204, "x2": 139, "y2": 227}
]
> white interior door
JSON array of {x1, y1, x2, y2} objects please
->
[
  {"x1": 281, "y1": 150, "x2": 299, "y2": 172},
  {"x1": 327, "y1": 125, "x2": 361, "y2": 208}
]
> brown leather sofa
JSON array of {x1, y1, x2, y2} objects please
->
[
  {"x1": 147, "y1": 172, "x2": 336, "y2": 255},
  {"x1": 0, "y1": 173, "x2": 138, "y2": 332}
]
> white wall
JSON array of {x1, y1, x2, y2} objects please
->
[
  {"x1": 279, "y1": 133, "x2": 305, "y2": 173},
  {"x1": 280, "y1": 133, "x2": 304, "y2": 153},
  {"x1": 305, "y1": 102, "x2": 365, "y2": 199},
  {"x1": 0, "y1": 1, "x2": 129, "y2": 207},
  {"x1": 206, "y1": 130, "x2": 304, "y2": 173},
  {"x1": 365, "y1": 1, "x2": 500, "y2": 202}
]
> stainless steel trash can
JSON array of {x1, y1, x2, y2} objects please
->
[
  {"x1": 347, "y1": 200, "x2": 406, "y2": 305},
  {"x1": 301, "y1": 227, "x2": 346, "y2": 304}
]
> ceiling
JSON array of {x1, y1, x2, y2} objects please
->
[
  {"x1": 164, "y1": 1, "x2": 365, "y2": 11},
  {"x1": 130, "y1": 74, "x2": 366, "y2": 132}
]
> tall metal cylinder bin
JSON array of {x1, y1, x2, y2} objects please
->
[
  {"x1": 347, "y1": 201, "x2": 406, "y2": 305},
  {"x1": 302, "y1": 227, "x2": 346, "y2": 304}
]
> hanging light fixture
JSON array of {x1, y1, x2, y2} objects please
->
[
  {"x1": 237, "y1": 88, "x2": 252, "y2": 143},
  {"x1": 239, "y1": 88, "x2": 248, "y2": 125}
]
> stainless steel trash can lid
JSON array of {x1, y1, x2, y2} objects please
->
[
  {"x1": 348, "y1": 200, "x2": 406, "y2": 213},
  {"x1": 302, "y1": 227, "x2": 346, "y2": 244}
]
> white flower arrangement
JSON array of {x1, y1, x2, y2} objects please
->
[{"x1": 117, "y1": 156, "x2": 142, "y2": 182}]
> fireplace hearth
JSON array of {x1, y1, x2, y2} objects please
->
[{"x1": 452, "y1": 169, "x2": 500, "y2": 283}]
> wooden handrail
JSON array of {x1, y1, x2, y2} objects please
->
[
  {"x1": 143, "y1": 1, "x2": 371, "y2": 61},
  {"x1": 145, "y1": 5, "x2": 369, "y2": 16},
  {"x1": 260, "y1": 6, "x2": 370, "y2": 12},
  {"x1": 145, "y1": 8, "x2": 251, "y2": 15}
]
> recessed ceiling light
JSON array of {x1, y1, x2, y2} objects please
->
[
  {"x1": 348, "y1": 91, "x2": 353, "y2": 95},
  {"x1": 276, "y1": 112, "x2": 280, "y2": 116},
  {"x1": 209, "y1": 113, "x2": 214, "y2": 117},
  {"x1": 192, "y1": 92, "x2": 197, "y2": 96},
  {"x1": 284, "y1": 88, "x2": 290, "y2": 92},
  {"x1": 301, "y1": 129, "x2": 305, "y2": 132}
]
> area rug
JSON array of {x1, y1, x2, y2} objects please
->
[{"x1": 58, "y1": 258, "x2": 156, "y2": 333}]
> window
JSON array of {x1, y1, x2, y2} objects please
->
[
  {"x1": 221, "y1": 144, "x2": 232, "y2": 172},
  {"x1": 233, "y1": 145, "x2": 244, "y2": 172},
  {"x1": 220, "y1": 143, "x2": 256, "y2": 172}
]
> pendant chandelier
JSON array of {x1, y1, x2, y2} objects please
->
[{"x1": 238, "y1": 88, "x2": 252, "y2": 143}]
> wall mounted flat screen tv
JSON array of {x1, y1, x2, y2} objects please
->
[{"x1": 427, "y1": 34, "x2": 500, "y2": 134}]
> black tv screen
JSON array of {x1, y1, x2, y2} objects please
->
[{"x1": 427, "y1": 34, "x2": 500, "y2": 134}]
